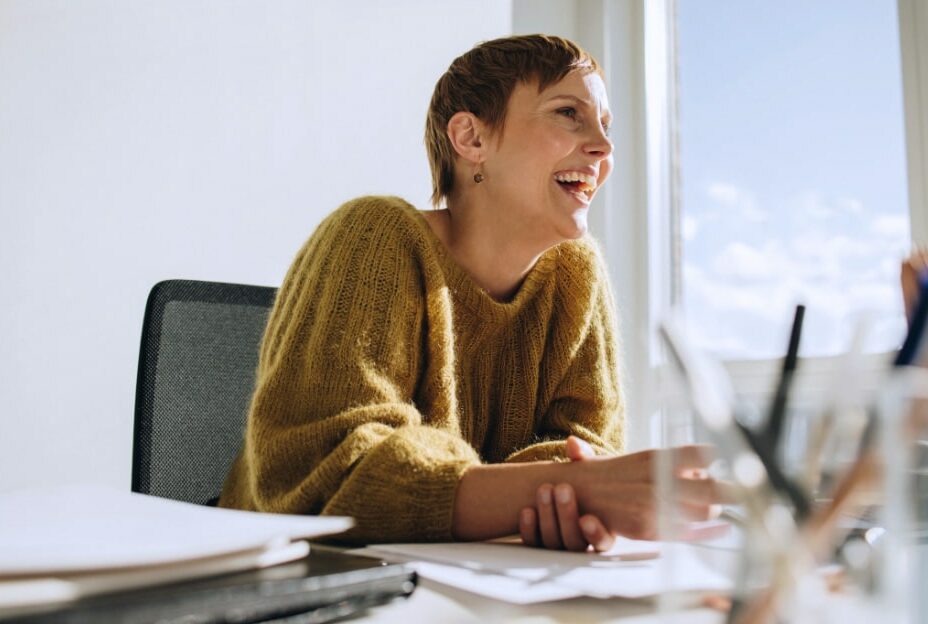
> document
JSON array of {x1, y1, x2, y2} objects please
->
[
  {"x1": 0, "y1": 483, "x2": 353, "y2": 611},
  {"x1": 355, "y1": 534, "x2": 736, "y2": 604}
]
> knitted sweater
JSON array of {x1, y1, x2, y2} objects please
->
[{"x1": 218, "y1": 195, "x2": 625, "y2": 543}]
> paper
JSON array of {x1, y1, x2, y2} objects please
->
[
  {"x1": 0, "y1": 484, "x2": 353, "y2": 613},
  {"x1": 355, "y1": 536, "x2": 736, "y2": 604},
  {"x1": 0, "y1": 483, "x2": 352, "y2": 575}
]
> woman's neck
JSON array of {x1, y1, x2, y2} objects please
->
[{"x1": 422, "y1": 195, "x2": 552, "y2": 302}]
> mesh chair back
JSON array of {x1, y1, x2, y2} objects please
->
[{"x1": 132, "y1": 279, "x2": 276, "y2": 505}]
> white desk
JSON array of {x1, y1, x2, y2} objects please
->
[
  {"x1": 365, "y1": 578, "x2": 724, "y2": 623},
  {"x1": 363, "y1": 576, "x2": 883, "y2": 623}
]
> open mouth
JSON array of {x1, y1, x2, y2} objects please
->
[{"x1": 554, "y1": 171, "x2": 597, "y2": 203}]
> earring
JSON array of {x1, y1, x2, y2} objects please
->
[{"x1": 473, "y1": 164, "x2": 484, "y2": 184}]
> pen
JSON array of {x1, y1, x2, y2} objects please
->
[
  {"x1": 735, "y1": 420, "x2": 812, "y2": 522},
  {"x1": 762, "y1": 304, "x2": 805, "y2": 455}
]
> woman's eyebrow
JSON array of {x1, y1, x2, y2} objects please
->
[
  {"x1": 545, "y1": 94, "x2": 593, "y2": 107},
  {"x1": 545, "y1": 94, "x2": 612, "y2": 121}
]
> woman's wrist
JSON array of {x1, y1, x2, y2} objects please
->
[{"x1": 451, "y1": 459, "x2": 583, "y2": 541}]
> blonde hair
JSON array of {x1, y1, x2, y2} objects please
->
[{"x1": 424, "y1": 34, "x2": 602, "y2": 207}]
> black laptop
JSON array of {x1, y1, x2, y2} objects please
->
[{"x1": 3, "y1": 545, "x2": 416, "y2": 624}]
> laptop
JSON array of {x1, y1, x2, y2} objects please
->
[{"x1": 4, "y1": 545, "x2": 416, "y2": 624}]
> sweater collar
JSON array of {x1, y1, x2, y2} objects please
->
[{"x1": 401, "y1": 200, "x2": 560, "y2": 320}]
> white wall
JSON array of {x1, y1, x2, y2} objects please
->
[{"x1": 0, "y1": 0, "x2": 512, "y2": 491}]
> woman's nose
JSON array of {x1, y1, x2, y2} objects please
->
[{"x1": 584, "y1": 128, "x2": 613, "y2": 161}]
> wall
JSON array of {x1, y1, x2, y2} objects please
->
[{"x1": 0, "y1": 0, "x2": 511, "y2": 491}]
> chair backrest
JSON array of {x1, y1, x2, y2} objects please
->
[{"x1": 132, "y1": 279, "x2": 276, "y2": 505}]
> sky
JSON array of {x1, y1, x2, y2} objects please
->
[{"x1": 676, "y1": 0, "x2": 910, "y2": 359}]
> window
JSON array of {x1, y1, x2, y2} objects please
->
[
  {"x1": 514, "y1": 0, "x2": 925, "y2": 448},
  {"x1": 675, "y1": 0, "x2": 910, "y2": 360}
]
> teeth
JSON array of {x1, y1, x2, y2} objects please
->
[{"x1": 554, "y1": 171, "x2": 597, "y2": 193}]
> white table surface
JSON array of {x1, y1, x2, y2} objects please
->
[{"x1": 363, "y1": 578, "x2": 725, "y2": 623}]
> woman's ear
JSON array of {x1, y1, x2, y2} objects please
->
[{"x1": 446, "y1": 112, "x2": 487, "y2": 164}]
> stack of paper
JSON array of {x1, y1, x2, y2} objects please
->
[
  {"x1": 0, "y1": 484, "x2": 352, "y2": 613},
  {"x1": 355, "y1": 534, "x2": 738, "y2": 604}
]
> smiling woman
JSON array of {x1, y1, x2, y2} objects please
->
[
  {"x1": 218, "y1": 34, "x2": 723, "y2": 550},
  {"x1": 421, "y1": 66, "x2": 614, "y2": 300}
]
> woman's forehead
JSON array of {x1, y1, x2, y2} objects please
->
[{"x1": 515, "y1": 72, "x2": 610, "y2": 112}]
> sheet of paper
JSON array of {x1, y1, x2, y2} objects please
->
[
  {"x1": 0, "y1": 483, "x2": 352, "y2": 575},
  {"x1": 355, "y1": 537, "x2": 735, "y2": 603}
]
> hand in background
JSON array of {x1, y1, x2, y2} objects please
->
[{"x1": 901, "y1": 247, "x2": 928, "y2": 325}]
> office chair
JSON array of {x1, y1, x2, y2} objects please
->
[{"x1": 132, "y1": 279, "x2": 277, "y2": 505}]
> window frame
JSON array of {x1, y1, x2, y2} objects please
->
[
  {"x1": 580, "y1": 0, "x2": 679, "y2": 450},
  {"x1": 575, "y1": 0, "x2": 678, "y2": 451},
  {"x1": 899, "y1": 0, "x2": 928, "y2": 244}
]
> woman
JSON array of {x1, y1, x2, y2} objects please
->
[{"x1": 219, "y1": 34, "x2": 718, "y2": 550}]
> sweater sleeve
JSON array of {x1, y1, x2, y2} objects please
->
[
  {"x1": 219, "y1": 199, "x2": 480, "y2": 543},
  {"x1": 504, "y1": 245, "x2": 626, "y2": 464}
]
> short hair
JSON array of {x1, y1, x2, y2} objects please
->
[{"x1": 425, "y1": 34, "x2": 602, "y2": 207}]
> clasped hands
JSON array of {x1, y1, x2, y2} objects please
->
[{"x1": 519, "y1": 436, "x2": 726, "y2": 552}]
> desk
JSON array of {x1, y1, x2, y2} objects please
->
[
  {"x1": 365, "y1": 578, "x2": 723, "y2": 623},
  {"x1": 363, "y1": 576, "x2": 881, "y2": 623}
]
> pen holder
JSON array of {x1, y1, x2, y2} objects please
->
[
  {"x1": 653, "y1": 314, "x2": 895, "y2": 621},
  {"x1": 651, "y1": 365, "x2": 752, "y2": 615},
  {"x1": 653, "y1": 348, "x2": 865, "y2": 622}
]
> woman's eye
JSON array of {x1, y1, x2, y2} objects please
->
[
  {"x1": 557, "y1": 107, "x2": 578, "y2": 120},
  {"x1": 602, "y1": 122, "x2": 611, "y2": 136}
]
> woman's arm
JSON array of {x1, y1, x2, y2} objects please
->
[
  {"x1": 221, "y1": 199, "x2": 483, "y2": 544},
  {"x1": 453, "y1": 445, "x2": 721, "y2": 542},
  {"x1": 452, "y1": 460, "x2": 569, "y2": 541}
]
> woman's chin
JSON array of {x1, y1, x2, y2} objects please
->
[{"x1": 559, "y1": 210, "x2": 589, "y2": 240}]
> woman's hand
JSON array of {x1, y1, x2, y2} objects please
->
[
  {"x1": 519, "y1": 436, "x2": 614, "y2": 551},
  {"x1": 578, "y1": 445, "x2": 725, "y2": 541},
  {"x1": 520, "y1": 442, "x2": 724, "y2": 550}
]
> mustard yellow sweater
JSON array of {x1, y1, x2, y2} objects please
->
[{"x1": 219, "y1": 195, "x2": 624, "y2": 543}]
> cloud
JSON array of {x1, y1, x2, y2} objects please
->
[
  {"x1": 705, "y1": 182, "x2": 767, "y2": 222},
  {"x1": 706, "y1": 182, "x2": 741, "y2": 205},
  {"x1": 684, "y1": 264, "x2": 794, "y2": 321},
  {"x1": 793, "y1": 191, "x2": 864, "y2": 220},
  {"x1": 682, "y1": 264, "x2": 799, "y2": 357},
  {"x1": 792, "y1": 233, "x2": 876, "y2": 259},
  {"x1": 836, "y1": 197, "x2": 864, "y2": 215},
  {"x1": 684, "y1": 232, "x2": 906, "y2": 357},
  {"x1": 682, "y1": 183, "x2": 911, "y2": 358},
  {"x1": 790, "y1": 233, "x2": 881, "y2": 281},
  {"x1": 870, "y1": 214, "x2": 909, "y2": 240},
  {"x1": 710, "y1": 241, "x2": 785, "y2": 281}
]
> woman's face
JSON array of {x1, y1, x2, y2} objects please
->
[{"x1": 481, "y1": 70, "x2": 613, "y2": 243}]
